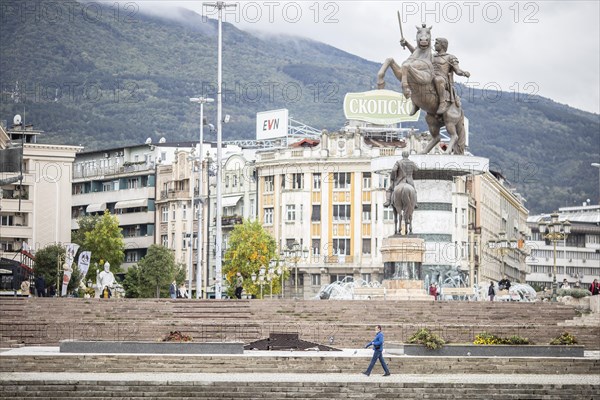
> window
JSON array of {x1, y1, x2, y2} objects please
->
[
  {"x1": 361, "y1": 273, "x2": 371, "y2": 283},
  {"x1": 233, "y1": 175, "x2": 238, "y2": 188},
  {"x1": 172, "y1": 205, "x2": 176, "y2": 220},
  {"x1": 286, "y1": 205, "x2": 296, "y2": 221},
  {"x1": 312, "y1": 239, "x2": 321, "y2": 256},
  {"x1": 461, "y1": 208, "x2": 467, "y2": 226},
  {"x1": 127, "y1": 178, "x2": 139, "y2": 189},
  {"x1": 333, "y1": 238, "x2": 351, "y2": 255},
  {"x1": 264, "y1": 176, "x2": 274, "y2": 192},
  {"x1": 333, "y1": 204, "x2": 351, "y2": 221},
  {"x1": 383, "y1": 208, "x2": 394, "y2": 221},
  {"x1": 313, "y1": 173, "x2": 321, "y2": 190},
  {"x1": 161, "y1": 207, "x2": 168, "y2": 222},
  {"x1": 362, "y1": 238, "x2": 371, "y2": 255},
  {"x1": 362, "y1": 204, "x2": 371, "y2": 221},
  {"x1": 225, "y1": 176, "x2": 229, "y2": 188},
  {"x1": 102, "y1": 182, "x2": 112, "y2": 192},
  {"x1": 126, "y1": 251, "x2": 139, "y2": 263},
  {"x1": 333, "y1": 172, "x2": 351, "y2": 189},
  {"x1": 182, "y1": 204, "x2": 187, "y2": 219},
  {"x1": 264, "y1": 208, "x2": 273, "y2": 224},
  {"x1": 161, "y1": 235, "x2": 168, "y2": 247},
  {"x1": 362, "y1": 172, "x2": 371, "y2": 189},
  {"x1": 0, "y1": 215, "x2": 14, "y2": 226},
  {"x1": 291, "y1": 173, "x2": 304, "y2": 189},
  {"x1": 311, "y1": 274, "x2": 321, "y2": 286},
  {"x1": 311, "y1": 205, "x2": 321, "y2": 222}
]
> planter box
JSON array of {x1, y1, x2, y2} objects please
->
[
  {"x1": 60, "y1": 340, "x2": 244, "y2": 354},
  {"x1": 403, "y1": 344, "x2": 584, "y2": 357}
]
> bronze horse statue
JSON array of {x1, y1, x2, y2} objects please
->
[
  {"x1": 377, "y1": 25, "x2": 466, "y2": 155},
  {"x1": 392, "y1": 182, "x2": 416, "y2": 235}
]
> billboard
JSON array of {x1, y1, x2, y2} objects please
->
[
  {"x1": 256, "y1": 109, "x2": 288, "y2": 140},
  {"x1": 343, "y1": 89, "x2": 420, "y2": 124}
]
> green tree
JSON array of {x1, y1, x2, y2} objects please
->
[
  {"x1": 33, "y1": 244, "x2": 81, "y2": 294},
  {"x1": 71, "y1": 214, "x2": 101, "y2": 247},
  {"x1": 83, "y1": 210, "x2": 125, "y2": 283},
  {"x1": 123, "y1": 245, "x2": 184, "y2": 298},
  {"x1": 223, "y1": 220, "x2": 277, "y2": 298}
]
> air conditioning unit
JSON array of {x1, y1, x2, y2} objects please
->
[
  {"x1": 568, "y1": 258, "x2": 572, "y2": 262},
  {"x1": 582, "y1": 259, "x2": 586, "y2": 263},
  {"x1": 570, "y1": 273, "x2": 575, "y2": 278},
  {"x1": 547, "y1": 272, "x2": 552, "y2": 277}
]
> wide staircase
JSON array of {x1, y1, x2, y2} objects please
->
[
  {"x1": 1, "y1": 298, "x2": 599, "y2": 399},
  {"x1": 0, "y1": 297, "x2": 598, "y2": 349}
]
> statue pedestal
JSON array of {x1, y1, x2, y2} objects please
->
[{"x1": 381, "y1": 236, "x2": 432, "y2": 301}]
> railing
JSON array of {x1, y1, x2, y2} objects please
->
[
  {"x1": 324, "y1": 255, "x2": 354, "y2": 264},
  {"x1": 222, "y1": 215, "x2": 243, "y2": 226},
  {"x1": 73, "y1": 163, "x2": 154, "y2": 179}
]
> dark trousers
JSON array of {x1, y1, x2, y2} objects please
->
[
  {"x1": 235, "y1": 287, "x2": 242, "y2": 299},
  {"x1": 365, "y1": 349, "x2": 390, "y2": 375}
]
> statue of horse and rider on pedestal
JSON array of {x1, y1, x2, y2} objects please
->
[
  {"x1": 385, "y1": 151, "x2": 418, "y2": 235},
  {"x1": 377, "y1": 18, "x2": 471, "y2": 155}
]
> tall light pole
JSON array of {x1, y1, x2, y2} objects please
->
[
  {"x1": 190, "y1": 97, "x2": 214, "y2": 298},
  {"x1": 539, "y1": 213, "x2": 571, "y2": 302},
  {"x1": 283, "y1": 241, "x2": 308, "y2": 299},
  {"x1": 204, "y1": 1, "x2": 236, "y2": 300},
  {"x1": 487, "y1": 232, "x2": 517, "y2": 281},
  {"x1": 592, "y1": 163, "x2": 600, "y2": 205}
]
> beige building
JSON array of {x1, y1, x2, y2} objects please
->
[
  {"x1": 155, "y1": 144, "x2": 257, "y2": 297},
  {"x1": 0, "y1": 122, "x2": 80, "y2": 257},
  {"x1": 470, "y1": 171, "x2": 530, "y2": 284}
]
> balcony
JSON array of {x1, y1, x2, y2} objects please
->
[
  {"x1": 222, "y1": 215, "x2": 243, "y2": 227},
  {"x1": 324, "y1": 255, "x2": 354, "y2": 264},
  {"x1": 160, "y1": 189, "x2": 189, "y2": 200}
]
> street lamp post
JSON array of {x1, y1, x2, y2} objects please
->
[
  {"x1": 592, "y1": 163, "x2": 600, "y2": 204},
  {"x1": 283, "y1": 241, "x2": 309, "y2": 299},
  {"x1": 204, "y1": 1, "x2": 236, "y2": 300},
  {"x1": 488, "y1": 232, "x2": 517, "y2": 280},
  {"x1": 190, "y1": 97, "x2": 214, "y2": 299},
  {"x1": 539, "y1": 213, "x2": 571, "y2": 302},
  {"x1": 276, "y1": 263, "x2": 287, "y2": 299},
  {"x1": 251, "y1": 266, "x2": 266, "y2": 299}
]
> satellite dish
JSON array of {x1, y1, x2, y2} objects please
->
[
  {"x1": 13, "y1": 114, "x2": 22, "y2": 125},
  {"x1": 145, "y1": 138, "x2": 152, "y2": 145},
  {"x1": 159, "y1": 137, "x2": 166, "y2": 143}
]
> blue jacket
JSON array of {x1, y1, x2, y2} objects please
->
[{"x1": 367, "y1": 331, "x2": 384, "y2": 350}]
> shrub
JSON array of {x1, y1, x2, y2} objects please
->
[
  {"x1": 550, "y1": 332, "x2": 578, "y2": 345},
  {"x1": 474, "y1": 332, "x2": 530, "y2": 345},
  {"x1": 557, "y1": 289, "x2": 592, "y2": 299},
  {"x1": 473, "y1": 332, "x2": 504, "y2": 345},
  {"x1": 407, "y1": 328, "x2": 446, "y2": 350}
]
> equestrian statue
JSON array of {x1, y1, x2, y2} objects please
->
[
  {"x1": 385, "y1": 151, "x2": 418, "y2": 235},
  {"x1": 377, "y1": 15, "x2": 471, "y2": 155}
]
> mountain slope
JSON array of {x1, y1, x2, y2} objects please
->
[{"x1": 0, "y1": 0, "x2": 598, "y2": 213}]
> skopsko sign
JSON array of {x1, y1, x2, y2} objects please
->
[{"x1": 343, "y1": 89, "x2": 420, "y2": 124}]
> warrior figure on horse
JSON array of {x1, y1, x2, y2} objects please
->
[{"x1": 377, "y1": 18, "x2": 471, "y2": 155}]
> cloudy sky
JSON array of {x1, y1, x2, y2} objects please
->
[{"x1": 143, "y1": 1, "x2": 599, "y2": 114}]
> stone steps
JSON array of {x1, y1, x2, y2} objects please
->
[
  {"x1": 2, "y1": 298, "x2": 598, "y2": 348},
  {"x1": 1, "y1": 354, "x2": 598, "y2": 374},
  {"x1": 1, "y1": 379, "x2": 598, "y2": 399}
]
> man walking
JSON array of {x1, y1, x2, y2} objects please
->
[{"x1": 363, "y1": 325, "x2": 391, "y2": 376}]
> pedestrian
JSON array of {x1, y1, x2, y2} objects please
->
[
  {"x1": 234, "y1": 272, "x2": 244, "y2": 299},
  {"x1": 429, "y1": 283, "x2": 437, "y2": 300},
  {"x1": 35, "y1": 275, "x2": 46, "y2": 297},
  {"x1": 362, "y1": 325, "x2": 391, "y2": 377},
  {"x1": 488, "y1": 281, "x2": 496, "y2": 302},
  {"x1": 169, "y1": 280, "x2": 177, "y2": 299},
  {"x1": 561, "y1": 279, "x2": 570, "y2": 289},
  {"x1": 589, "y1": 279, "x2": 600, "y2": 296}
]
